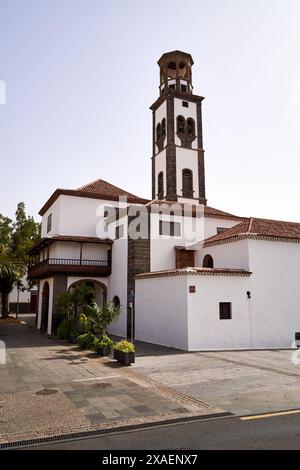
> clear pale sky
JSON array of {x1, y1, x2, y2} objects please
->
[{"x1": 0, "y1": 0, "x2": 300, "y2": 222}]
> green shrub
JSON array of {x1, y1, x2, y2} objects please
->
[
  {"x1": 77, "y1": 332, "x2": 97, "y2": 349},
  {"x1": 98, "y1": 335, "x2": 113, "y2": 347},
  {"x1": 113, "y1": 339, "x2": 135, "y2": 353},
  {"x1": 94, "y1": 335, "x2": 113, "y2": 354}
]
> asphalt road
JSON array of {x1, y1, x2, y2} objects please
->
[{"x1": 25, "y1": 412, "x2": 300, "y2": 450}]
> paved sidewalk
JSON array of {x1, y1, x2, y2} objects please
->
[
  {"x1": 0, "y1": 321, "x2": 217, "y2": 444},
  {"x1": 133, "y1": 343, "x2": 300, "y2": 416}
]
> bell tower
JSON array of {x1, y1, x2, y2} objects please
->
[{"x1": 150, "y1": 50, "x2": 206, "y2": 205}]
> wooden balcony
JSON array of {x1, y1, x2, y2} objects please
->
[{"x1": 28, "y1": 258, "x2": 111, "y2": 280}]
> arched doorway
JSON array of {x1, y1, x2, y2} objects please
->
[
  {"x1": 40, "y1": 281, "x2": 50, "y2": 333},
  {"x1": 68, "y1": 279, "x2": 107, "y2": 307},
  {"x1": 203, "y1": 254, "x2": 214, "y2": 268}
]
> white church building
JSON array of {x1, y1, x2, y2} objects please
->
[{"x1": 28, "y1": 51, "x2": 300, "y2": 351}]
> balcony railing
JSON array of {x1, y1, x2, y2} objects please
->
[{"x1": 28, "y1": 258, "x2": 111, "y2": 279}]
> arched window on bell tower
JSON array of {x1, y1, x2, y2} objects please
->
[
  {"x1": 177, "y1": 115, "x2": 185, "y2": 134},
  {"x1": 157, "y1": 171, "x2": 164, "y2": 199},
  {"x1": 161, "y1": 118, "x2": 166, "y2": 138},
  {"x1": 182, "y1": 169, "x2": 193, "y2": 198},
  {"x1": 156, "y1": 122, "x2": 161, "y2": 140},
  {"x1": 187, "y1": 118, "x2": 195, "y2": 135}
]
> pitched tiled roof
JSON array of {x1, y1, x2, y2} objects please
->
[
  {"x1": 51, "y1": 235, "x2": 112, "y2": 243},
  {"x1": 146, "y1": 200, "x2": 245, "y2": 221},
  {"x1": 204, "y1": 206, "x2": 245, "y2": 221},
  {"x1": 39, "y1": 179, "x2": 149, "y2": 215},
  {"x1": 135, "y1": 267, "x2": 252, "y2": 279},
  {"x1": 76, "y1": 179, "x2": 146, "y2": 199},
  {"x1": 204, "y1": 217, "x2": 300, "y2": 247}
]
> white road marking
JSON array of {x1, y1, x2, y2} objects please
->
[{"x1": 72, "y1": 375, "x2": 120, "y2": 382}]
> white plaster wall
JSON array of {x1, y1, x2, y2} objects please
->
[
  {"x1": 203, "y1": 217, "x2": 240, "y2": 239},
  {"x1": 247, "y1": 239, "x2": 300, "y2": 348},
  {"x1": 43, "y1": 195, "x2": 123, "y2": 238},
  {"x1": 196, "y1": 239, "x2": 250, "y2": 270},
  {"x1": 107, "y1": 236, "x2": 128, "y2": 337},
  {"x1": 49, "y1": 242, "x2": 80, "y2": 259},
  {"x1": 150, "y1": 212, "x2": 203, "y2": 271},
  {"x1": 49, "y1": 241, "x2": 109, "y2": 261},
  {"x1": 135, "y1": 275, "x2": 189, "y2": 350},
  {"x1": 154, "y1": 149, "x2": 166, "y2": 198},
  {"x1": 187, "y1": 274, "x2": 252, "y2": 350},
  {"x1": 155, "y1": 101, "x2": 167, "y2": 154},
  {"x1": 174, "y1": 97, "x2": 197, "y2": 150},
  {"x1": 176, "y1": 147, "x2": 199, "y2": 199},
  {"x1": 41, "y1": 198, "x2": 61, "y2": 237},
  {"x1": 82, "y1": 243, "x2": 108, "y2": 260}
]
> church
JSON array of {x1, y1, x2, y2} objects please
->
[{"x1": 28, "y1": 51, "x2": 300, "y2": 351}]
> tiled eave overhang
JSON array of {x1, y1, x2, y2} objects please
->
[
  {"x1": 39, "y1": 189, "x2": 149, "y2": 216},
  {"x1": 150, "y1": 90, "x2": 205, "y2": 112},
  {"x1": 135, "y1": 267, "x2": 252, "y2": 280},
  {"x1": 203, "y1": 233, "x2": 300, "y2": 248}
]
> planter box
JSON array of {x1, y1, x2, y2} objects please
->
[
  {"x1": 96, "y1": 345, "x2": 112, "y2": 356},
  {"x1": 114, "y1": 349, "x2": 135, "y2": 366}
]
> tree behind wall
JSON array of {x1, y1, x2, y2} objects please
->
[{"x1": 0, "y1": 202, "x2": 41, "y2": 318}]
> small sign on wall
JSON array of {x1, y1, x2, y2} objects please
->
[{"x1": 189, "y1": 285, "x2": 196, "y2": 293}]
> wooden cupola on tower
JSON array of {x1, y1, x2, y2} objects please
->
[{"x1": 150, "y1": 50, "x2": 207, "y2": 205}]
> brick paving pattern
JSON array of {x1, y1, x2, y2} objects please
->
[{"x1": 0, "y1": 318, "x2": 216, "y2": 443}]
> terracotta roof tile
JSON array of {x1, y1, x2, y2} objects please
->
[
  {"x1": 204, "y1": 206, "x2": 245, "y2": 220},
  {"x1": 39, "y1": 179, "x2": 149, "y2": 215},
  {"x1": 76, "y1": 179, "x2": 146, "y2": 199},
  {"x1": 204, "y1": 217, "x2": 300, "y2": 246},
  {"x1": 146, "y1": 200, "x2": 245, "y2": 221},
  {"x1": 135, "y1": 267, "x2": 251, "y2": 279},
  {"x1": 51, "y1": 235, "x2": 112, "y2": 243}
]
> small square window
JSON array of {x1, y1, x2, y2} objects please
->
[
  {"x1": 219, "y1": 302, "x2": 232, "y2": 320},
  {"x1": 182, "y1": 101, "x2": 189, "y2": 108},
  {"x1": 159, "y1": 221, "x2": 181, "y2": 237},
  {"x1": 217, "y1": 227, "x2": 228, "y2": 234},
  {"x1": 169, "y1": 84, "x2": 175, "y2": 90},
  {"x1": 47, "y1": 214, "x2": 52, "y2": 233}
]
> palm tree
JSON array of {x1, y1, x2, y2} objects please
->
[
  {"x1": 57, "y1": 283, "x2": 95, "y2": 326},
  {"x1": 81, "y1": 300, "x2": 120, "y2": 336}
]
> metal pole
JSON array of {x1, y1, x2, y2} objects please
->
[
  {"x1": 16, "y1": 286, "x2": 20, "y2": 321},
  {"x1": 131, "y1": 305, "x2": 134, "y2": 345}
]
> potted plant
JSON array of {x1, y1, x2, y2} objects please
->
[
  {"x1": 114, "y1": 339, "x2": 135, "y2": 366},
  {"x1": 94, "y1": 335, "x2": 113, "y2": 356}
]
